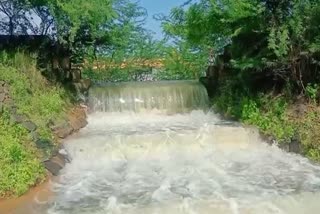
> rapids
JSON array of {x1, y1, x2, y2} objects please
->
[{"x1": 34, "y1": 81, "x2": 320, "y2": 214}]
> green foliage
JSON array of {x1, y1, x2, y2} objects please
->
[
  {"x1": 241, "y1": 96, "x2": 295, "y2": 142},
  {"x1": 0, "y1": 110, "x2": 44, "y2": 197},
  {"x1": 0, "y1": 52, "x2": 70, "y2": 141},
  {"x1": 296, "y1": 108, "x2": 320, "y2": 161},
  {"x1": 306, "y1": 83, "x2": 319, "y2": 103},
  {"x1": 214, "y1": 78, "x2": 294, "y2": 142},
  {"x1": 0, "y1": 52, "x2": 74, "y2": 197},
  {"x1": 162, "y1": 0, "x2": 320, "y2": 88}
]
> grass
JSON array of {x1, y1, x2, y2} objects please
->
[
  {"x1": 0, "y1": 110, "x2": 45, "y2": 197},
  {"x1": 0, "y1": 52, "x2": 72, "y2": 197},
  {"x1": 0, "y1": 52, "x2": 71, "y2": 139},
  {"x1": 213, "y1": 78, "x2": 320, "y2": 161}
]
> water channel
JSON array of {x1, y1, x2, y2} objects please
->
[{"x1": 23, "y1": 81, "x2": 320, "y2": 213}]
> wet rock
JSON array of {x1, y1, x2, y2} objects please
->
[
  {"x1": 43, "y1": 160, "x2": 63, "y2": 176},
  {"x1": 51, "y1": 121, "x2": 74, "y2": 139},
  {"x1": 51, "y1": 155, "x2": 66, "y2": 168},
  {"x1": 68, "y1": 107, "x2": 88, "y2": 131},
  {"x1": 289, "y1": 136, "x2": 302, "y2": 154},
  {"x1": 57, "y1": 150, "x2": 71, "y2": 163},
  {"x1": 278, "y1": 143, "x2": 290, "y2": 152},
  {"x1": 22, "y1": 121, "x2": 37, "y2": 132},
  {"x1": 70, "y1": 117, "x2": 88, "y2": 131}
]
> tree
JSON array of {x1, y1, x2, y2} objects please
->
[
  {"x1": 0, "y1": 0, "x2": 38, "y2": 35},
  {"x1": 161, "y1": 0, "x2": 320, "y2": 91}
]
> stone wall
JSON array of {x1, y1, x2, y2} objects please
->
[{"x1": 0, "y1": 80, "x2": 88, "y2": 176}]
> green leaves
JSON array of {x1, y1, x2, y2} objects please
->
[{"x1": 268, "y1": 26, "x2": 290, "y2": 58}]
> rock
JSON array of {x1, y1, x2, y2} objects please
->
[
  {"x1": 10, "y1": 113, "x2": 27, "y2": 124},
  {"x1": 35, "y1": 139, "x2": 56, "y2": 161},
  {"x1": 30, "y1": 131, "x2": 40, "y2": 141},
  {"x1": 2, "y1": 86, "x2": 9, "y2": 95},
  {"x1": 51, "y1": 121, "x2": 74, "y2": 139},
  {"x1": 0, "y1": 92, "x2": 5, "y2": 102},
  {"x1": 289, "y1": 136, "x2": 302, "y2": 154},
  {"x1": 57, "y1": 150, "x2": 71, "y2": 163},
  {"x1": 51, "y1": 155, "x2": 66, "y2": 168},
  {"x1": 278, "y1": 143, "x2": 290, "y2": 152},
  {"x1": 295, "y1": 103, "x2": 308, "y2": 116},
  {"x1": 68, "y1": 107, "x2": 88, "y2": 131},
  {"x1": 0, "y1": 80, "x2": 5, "y2": 86},
  {"x1": 43, "y1": 160, "x2": 63, "y2": 176},
  {"x1": 22, "y1": 121, "x2": 37, "y2": 132},
  {"x1": 7, "y1": 103, "x2": 17, "y2": 113},
  {"x1": 35, "y1": 139, "x2": 54, "y2": 150}
]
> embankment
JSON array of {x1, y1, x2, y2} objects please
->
[
  {"x1": 202, "y1": 74, "x2": 320, "y2": 162},
  {"x1": 0, "y1": 53, "x2": 88, "y2": 200}
]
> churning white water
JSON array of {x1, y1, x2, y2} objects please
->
[{"x1": 40, "y1": 81, "x2": 320, "y2": 214}]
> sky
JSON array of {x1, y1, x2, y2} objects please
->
[
  {"x1": 139, "y1": 0, "x2": 186, "y2": 40},
  {"x1": 0, "y1": 0, "x2": 186, "y2": 38}
]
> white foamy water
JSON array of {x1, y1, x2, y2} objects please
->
[{"x1": 40, "y1": 110, "x2": 320, "y2": 214}]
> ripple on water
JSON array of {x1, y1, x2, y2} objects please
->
[{"x1": 40, "y1": 111, "x2": 320, "y2": 214}]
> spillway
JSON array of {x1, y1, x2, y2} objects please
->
[{"x1": 31, "y1": 81, "x2": 320, "y2": 214}]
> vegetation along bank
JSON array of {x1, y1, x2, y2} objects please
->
[{"x1": 0, "y1": 53, "x2": 87, "y2": 199}]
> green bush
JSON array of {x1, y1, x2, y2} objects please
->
[
  {"x1": 214, "y1": 79, "x2": 294, "y2": 143},
  {"x1": 0, "y1": 110, "x2": 44, "y2": 197},
  {"x1": 241, "y1": 96, "x2": 294, "y2": 142},
  {"x1": 306, "y1": 83, "x2": 319, "y2": 103}
]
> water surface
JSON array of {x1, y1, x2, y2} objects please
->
[{"x1": 37, "y1": 81, "x2": 320, "y2": 213}]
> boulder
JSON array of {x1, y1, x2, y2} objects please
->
[
  {"x1": 51, "y1": 121, "x2": 74, "y2": 139},
  {"x1": 43, "y1": 160, "x2": 63, "y2": 176},
  {"x1": 35, "y1": 139, "x2": 56, "y2": 161},
  {"x1": 22, "y1": 121, "x2": 37, "y2": 132}
]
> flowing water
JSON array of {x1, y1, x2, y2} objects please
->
[{"x1": 34, "y1": 81, "x2": 320, "y2": 214}]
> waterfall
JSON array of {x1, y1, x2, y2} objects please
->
[{"x1": 88, "y1": 80, "x2": 209, "y2": 113}]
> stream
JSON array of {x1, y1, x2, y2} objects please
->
[{"x1": 33, "y1": 81, "x2": 320, "y2": 213}]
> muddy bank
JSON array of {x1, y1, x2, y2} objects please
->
[{"x1": 0, "y1": 179, "x2": 52, "y2": 214}]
